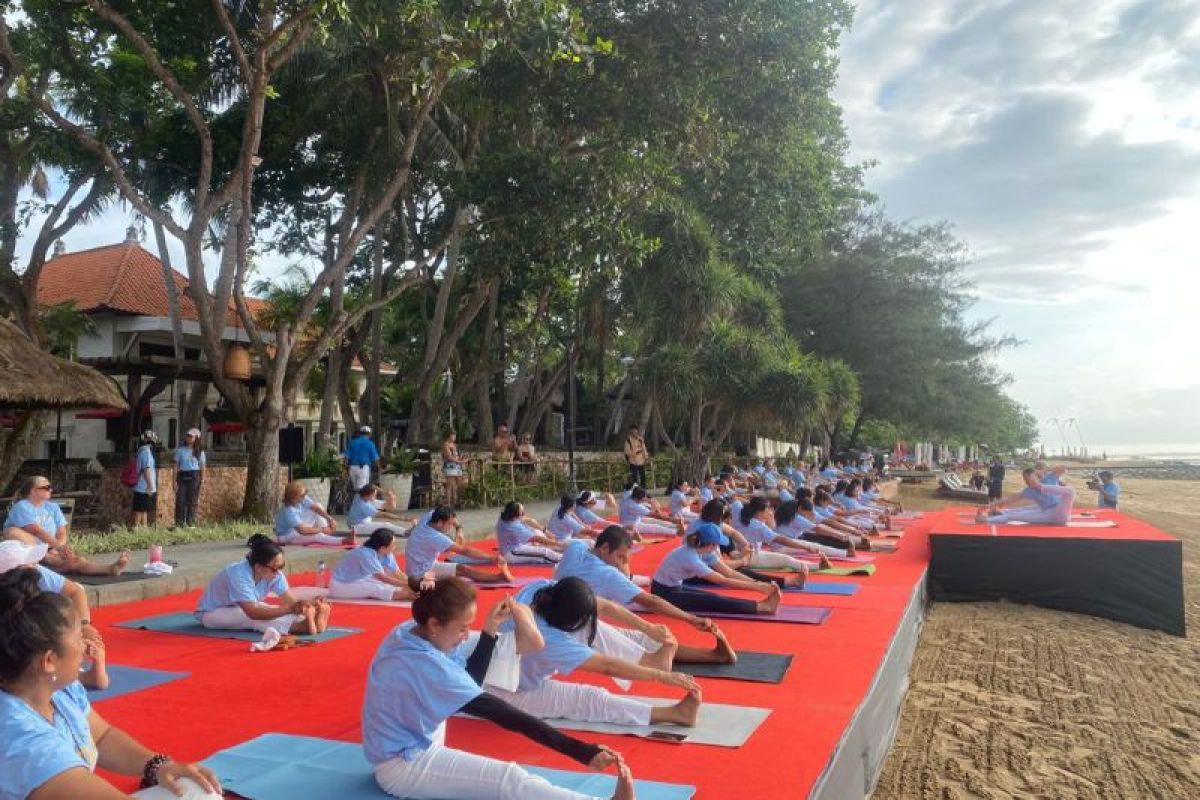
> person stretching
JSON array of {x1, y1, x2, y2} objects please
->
[
  {"x1": 3, "y1": 476, "x2": 129, "y2": 577},
  {"x1": 650, "y1": 524, "x2": 781, "y2": 615},
  {"x1": 348, "y1": 485, "x2": 417, "y2": 542},
  {"x1": 485, "y1": 577, "x2": 702, "y2": 730},
  {"x1": 330, "y1": 530, "x2": 422, "y2": 602},
  {"x1": 497, "y1": 502, "x2": 565, "y2": 564},
  {"x1": 196, "y1": 534, "x2": 331, "y2": 636},
  {"x1": 976, "y1": 468, "x2": 1078, "y2": 525},
  {"x1": 667, "y1": 481, "x2": 699, "y2": 522},
  {"x1": 362, "y1": 578, "x2": 636, "y2": 800},
  {"x1": 274, "y1": 481, "x2": 343, "y2": 546},
  {"x1": 404, "y1": 506, "x2": 513, "y2": 589},
  {"x1": 618, "y1": 487, "x2": 678, "y2": 536},
  {"x1": 547, "y1": 495, "x2": 596, "y2": 543}
]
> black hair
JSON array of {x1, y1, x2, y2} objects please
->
[
  {"x1": 531, "y1": 577, "x2": 597, "y2": 645},
  {"x1": 797, "y1": 486, "x2": 813, "y2": 499},
  {"x1": 412, "y1": 577, "x2": 476, "y2": 626},
  {"x1": 833, "y1": 479, "x2": 849, "y2": 495},
  {"x1": 245, "y1": 533, "x2": 283, "y2": 567},
  {"x1": 862, "y1": 478, "x2": 876, "y2": 490},
  {"x1": 358, "y1": 484, "x2": 380, "y2": 498},
  {"x1": 594, "y1": 525, "x2": 633, "y2": 552},
  {"x1": 739, "y1": 496, "x2": 768, "y2": 526},
  {"x1": 500, "y1": 501, "x2": 522, "y2": 522},
  {"x1": 430, "y1": 505, "x2": 457, "y2": 525},
  {"x1": 1022, "y1": 467, "x2": 1037, "y2": 478},
  {"x1": 798, "y1": 496, "x2": 815, "y2": 512},
  {"x1": 814, "y1": 488, "x2": 832, "y2": 504},
  {"x1": 699, "y1": 498, "x2": 727, "y2": 524},
  {"x1": 629, "y1": 486, "x2": 647, "y2": 501},
  {"x1": 556, "y1": 494, "x2": 576, "y2": 519},
  {"x1": 775, "y1": 500, "x2": 799, "y2": 526},
  {"x1": 364, "y1": 529, "x2": 395, "y2": 550},
  {"x1": 0, "y1": 569, "x2": 73, "y2": 685}
]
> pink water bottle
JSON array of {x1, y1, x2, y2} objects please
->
[{"x1": 149, "y1": 544, "x2": 163, "y2": 563}]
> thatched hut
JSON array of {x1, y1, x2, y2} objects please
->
[{"x1": 0, "y1": 317, "x2": 127, "y2": 410}]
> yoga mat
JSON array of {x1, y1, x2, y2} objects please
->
[
  {"x1": 447, "y1": 554, "x2": 494, "y2": 565},
  {"x1": 494, "y1": 699, "x2": 770, "y2": 748},
  {"x1": 203, "y1": 733, "x2": 697, "y2": 800},
  {"x1": 698, "y1": 605, "x2": 832, "y2": 625},
  {"x1": 470, "y1": 576, "x2": 542, "y2": 590},
  {"x1": 292, "y1": 586, "x2": 412, "y2": 608},
  {"x1": 816, "y1": 564, "x2": 876, "y2": 577},
  {"x1": 784, "y1": 581, "x2": 859, "y2": 596},
  {"x1": 72, "y1": 572, "x2": 163, "y2": 586},
  {"x1": 115, "y1": 612, "x2": 362, "y2": 643},
  {"x1": 956, "y1": 514, "x2": 1117, "y2": 528},
  {"x1": 676, "y1": 651, "x2": 793, "y2": 684},
  {"x1": 86, "y1": 665, "x2": 190, "y2": 702}
]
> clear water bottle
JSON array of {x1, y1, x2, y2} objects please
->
[{"x1": 316, "y1": 560, "x2": 327, "y2": 588}]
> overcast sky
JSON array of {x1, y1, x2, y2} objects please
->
[{"x1": 835, "y1": 0, "x2": 1200, "y2": 455}]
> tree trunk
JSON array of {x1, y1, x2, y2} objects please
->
[
  {"x1": 846, "y1": 410, "x2": 867, "y2": 450},
  {"x1": 153, "y1": 221, "x2": 185, "y2": 362},
  {"x1": 316, "y1": 350, "x2": 341, "y2": 449},
  {"x1": 242, "y1": 403, "x2": 283, "y2": 520},
  {"x1": 366, "y1": 230, "x2": 385, "y2": 441},
  {"x1": 0, "y1": 413, "x2": 50, "y2": 491}
]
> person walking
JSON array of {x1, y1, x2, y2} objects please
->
[
  {"x1": 623, "y1": 424, "x2": 649, "y2": 488},
  {"x1": 987, "y1": 455, "x2": 1005, "y2": 501},
  {"x1": 344, "y1": 425, "x2": 381, "y2": 491}
]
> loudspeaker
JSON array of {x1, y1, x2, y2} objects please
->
[{"x1": 279, "y1": 425, "x2": 304, "y2": 464}]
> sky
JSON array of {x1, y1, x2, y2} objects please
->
[{"x1": 834, "y1": 0, "x2": 1200, "y2": 455}]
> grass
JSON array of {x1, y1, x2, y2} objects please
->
[{"x1": 70, "y1": 521, "x2": 270, "y2": 556}]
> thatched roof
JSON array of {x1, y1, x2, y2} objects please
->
[{"x1": 0, "y1": 317, "x2": 127, "y2": 410}]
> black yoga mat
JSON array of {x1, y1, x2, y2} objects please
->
[
  {"x1": 676, "y1": 651, "x2": 793, "y2": 684},
  {"x1": 72, "y1": 572, "x2": 164, "y2": 586}
]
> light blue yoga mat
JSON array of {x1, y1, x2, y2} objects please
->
[
  {"x1": 785, "y1": 581, "x2": 859, "y2": 596},
  {"x1": 203, "y1": 733, "x2": 697, "y2": 799},
  {"x1": 446, "y1": 554, "x2": 493, "y2": 565},
  {"x1": 116, "y1": 612, "x2": 362, "y2": 643},
  {"x1": 86, "y1": 665, "x2": 189, "y2": 702}
]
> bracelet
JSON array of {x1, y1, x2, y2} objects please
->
[{"x1": 140, "y1": 753, "x2": 172, "y2": 788}]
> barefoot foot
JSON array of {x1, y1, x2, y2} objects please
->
[
  {"x1": 108, "y1": 551, "x2": 131, "y2": 576},
  {"x1": 818, "y1": 553, "x2": 834, "y2": 570},
  {"x1": 712, "y1": 627, "x2": 737, "y2": 665},
  {"x1": 611, "y1": 761, "x2": 636, "y2": 800}
]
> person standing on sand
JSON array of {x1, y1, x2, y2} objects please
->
[
  {"x1": 987, "y1": 456, "x2": 1005, "y2": 501},
  {"x1": 1095, "y1": 471, "x2": 1120, "y2": 509}
]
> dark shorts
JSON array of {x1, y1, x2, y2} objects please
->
[{"x1": 132, "y1": 491, "x2": 157, "y2": 512}]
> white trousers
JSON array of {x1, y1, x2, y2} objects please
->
[
  {"x1": 133, "y1": 778, "x2": 223, "y2": 799},
  {"x1": 278, "y1": 530, "x2": 343, "y2": 545},
  {"x1": 374, "y1": 730, "x2": 598, "y2": 800},
  {"x1": 502, "y1": 544, "x2": 562, "y2": 564},
  {"x1": 349, "y1": 465, "x2": 372, "y2": 490},
  {"x1": 488, "y1": 680, "x2": 652, "y2": 727},
  {"x1": 673, "y1": 509, "x2": 699, "y2": 522},
  {"x1": 590, "y1": 621, "x2": 662, "y2": 663},
  {"x1": 747, "y1": 549, "x2": 810, "y2": 572},
  {"x1": 329, "y1": 577, "x2": 397, "y2": 601},
  {"x1": 629, "y1": 519, "x2": 676, "y2": 535},
  {"x1": 353, "y1": 519, "x2": 412, "y2": 538},
  {"x1": 199, "y1": 605, "x2": 297, "y2": 634}
]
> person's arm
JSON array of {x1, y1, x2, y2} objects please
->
[
  {"x1": 720, "y1": 522, "x2": 751, "y2": 552},
  {"x1": 21, "y1": 522, "x2": 62, "y2": 547},
  {"x1": 459, "y1": 693, "x2": 603, "y2": 766},
  {"x1": 706, "y1": 561, "x2": 775, "y2": 594},
  {"x1": 580, "y1": 653, "x2": 699, "y2": 692},
  {"x1": 631, "y1": 590, "x2": 714, "y2": 631},
  {"x1": 236, "y1": 598, "x2": 297, "y2": 620},
  {"x1": 448, "y1": 542, "x2": 501, "y2": 562},
  {"x1": 595, "y1": 597, "x2": 673, "y2": 642},
  {"x1": 61, "y1": 579, "x2": 93, "y2": 630},
  {"x1": 88, "y1": 710, "x2": 222, "y2": 795}
]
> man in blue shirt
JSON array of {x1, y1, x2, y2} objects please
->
[
  {"x1": 343, "y1": 425, "x2": 381, "y2": 490},
  {"x1": 1096, "y1": 471, "x2": 1120, "y2": 509}
]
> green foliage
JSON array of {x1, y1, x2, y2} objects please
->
[
  {"x1": 387, "y1": 445, "x2": 420, "y2": 475},
  {"x1": 70, "y1": 521, "x2": 267, "y2": 556},
  {"x1": 295, "y1": 446, "x2": 344, "y2": 479}
]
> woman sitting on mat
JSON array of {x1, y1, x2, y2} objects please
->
[
  {"x1": 363, "y1": 578, "x2": 636, "y2": 800},
  {"x1": 274, "y1": 481, "x2": 343, "y2": 546},
  {"x1": 196, "y1": 534, "x2": 331, "y2": 636},
  {"x1": 667, "y1": 481, "x2": 699, "y2": 522},
  {"x1": 546, "y1": 495, "x2": 595, "y2": 543},
  {"x1": 484, "y1": 577, "x2": 702, "y2": 729},
  {"x1": 688, "y1": 499, "x2": 751, "y2": 555},
  {"x1": 733, "y1": 498, "x2": 829, "y2": 578},
  {"x1": 404, "y1": 506, "x2": 513, "y2": 589},
  {"x1": 555, "y1": 527, "x2": 736, "y2": 666},
  {"x1": 650, "y1": 524, "x2": 780, "y2": 615},
  {"x1": 574, "y1": 490, "x2": 615, "y2": 528},
  {"x1": 0, "y1": 569, "x2": 223, "y2": 800},
  {"x1": 619, "y1": 486, "x2": 678, "y2": 537},
  {"x1": 497, "y1": 502, "x2": 565, "y2": 564},
  {"x1": 348, "y1": 485, "x2": 417, "y2": 542},
  {"x1": 774, "y1": 501, "x2": 855, "y2": 559},
  {"x1": 4, "y1": 476, "x2": 130, "y2": 577},
  {"x1": 812, "y1": 489, "x2": 878, "y2": 540},
  {"x1": 975, "y1": 468, "x2": 1078, "y2": 525},
  {"x1": 330, "y1": 530, "x2": 423, "y2": 603},
  {"x1": 860, "y1": 478, "x2": 903, "y2": 514}
]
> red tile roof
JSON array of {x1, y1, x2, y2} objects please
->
[{"x1": 38, "y1": 242, "x2": 265, "y2": 326}]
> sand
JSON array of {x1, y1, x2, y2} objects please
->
[{"x1": 873, "y1": 477, "x2": 1200, "y2": 799}]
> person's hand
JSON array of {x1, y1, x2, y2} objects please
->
[
  {"x1": 587, "y1": 745, "x2": 624, "y2": 772},
  {"x1": 483, "y1": 597, "x2": 514, "y2": 636},
  {"x1": 157, "y1": 760, "x2": 223, "y2": 796},
  {"x1": 419, "y1": 572, "x2": 437, "y2": 592},
  {"x1": 84, "y1": 638, "x2": 106, "y2": 665},
  {"x1": 507, "y1": 599, "x2": 536, "y2": 629},
  {"x1": 81, "y1": 623, "x2": 103, "y2": 644},
  {"x1": 645, "y1": 623, "x2": 674, "y2": 645},
  {"x1": 690, "y1": 615, "x2": 716, "y2": 632},
  {"x1": 658, "y1": 670, "x2": 700, "y2": 693}
]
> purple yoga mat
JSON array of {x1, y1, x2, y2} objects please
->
[{"x1": 698, "y1": 605, "x2": 832, "y2": 625}]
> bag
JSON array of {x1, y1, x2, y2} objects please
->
[{"x1": 120, "y1": 454, "x2": 140, "y2": 488}]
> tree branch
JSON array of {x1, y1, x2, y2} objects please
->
[{"x1": 208, "y1": 0, "x2": 252, "y2": 82}]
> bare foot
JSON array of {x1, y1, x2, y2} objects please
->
[
  {"x1": 675, "y1": 518, "x2": 687, "y2": 537},
  {"x1": 611, "y1": 761, "x2": 636, "y2": 800},
  {"x1": 650, "y1": 689, "x2": 702, "y2": 727},
  {"x1": 758, "y1": 584, "x2": 781, "y2": 614},
  {"x1": 315, "y1": 599, "x2": 332, "y2": 632},
  {"x1": 392, "y1": 587, "x2": 417, "y2": 602},
  {"x1": 497, "y1": 560, "x2": 514, "y2": 582},
  {"x1": 300, "y1": 605, "x2": 318, "y2": 636},
  {"x1": 846, "y1": 539, "x2": 857, "y2": 557},
  {"x1": 818, "y1": 553, "x2": 834, "y2": 570},
  {"x1": 643, "y1": 638, "x2": 677, "y2": 672},
  {"x1": 711, "y1": 627, "x2": 737, "y2": 664},
  {"x1": 783, "y1": 572, "x2": 805, "y2": 589},
  {"x1": 108, "y1": 551, "x2": 130, "y2": 576}
]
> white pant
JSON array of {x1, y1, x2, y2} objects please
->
[
  {"x1": 329, "y1": 577, "x2": 397, "y2": 601},
  {"x1": 502, "y1": 544, "x2": 562, "y2": 564},
  {"x1": 374, "y1": 729, "x2": 598, "y2": 800},
  {"x1": 353, "y1": 519, "x2": 412, "y2": 539},
  {"x1": 349, "y1": 464, "x2": 372, "y2": 490},
  {"x1": 134, "y1": 778, "x2": 223, "y2": 799},
  {"x1": 199, "y1": 605, "x2": 297, "y2": 634},
  {"x1": 629, "y1": 519, "x2": 676, "y2": 535},
  {"x1": 278, "y1": 530, "x2": 343, "y2": 545},
  {"x1": 748, "y1": 549, "x2": 809, "y2": 572},
  {"x1": 488, "y1": 680, "x2": 652, "y2": 727},
  {"x1": 991, "y1": 485, "x2": 1076, "y2": 525},
  {"x1": 590, "y1": 621, "x2": 662, "y2": 663},
  {"x1": 673, "y1": 509, "x2": 699, "y2": 522}
]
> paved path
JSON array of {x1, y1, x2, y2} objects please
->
[{"x1": 79, "y1": 499, "x2": 563, "y2": 609}]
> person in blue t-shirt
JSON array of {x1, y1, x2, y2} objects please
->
[
  {"x1": 404, "y1": 506, "x2": 513, "y2": 589},
  {"x1": 363, "y1": 577, "x2": 636, "y2": 800},
  {"x1": 496, "y1": 502, "x2": 566, "y2": 564},
  {"x1": 617, "y1": 486, "x2": 679, "y2": 536},
  {"x1": 131, "y1": 429, "x2": 159, "y2": 528},
  {"x1": 197, "y1": 534, "x2": 331, "y2": 635},
  {"x1": 274, "y1": 481, "x2": 344, "y2": 545},
  {"x1": 546, "y1": 495, "x2": 597, "y2": 543},
  {"x1": 348, "y1": 484, "x2": 419, "y2": 541},
  {"x1": 343, "y1": 426, "x2": 381, "y2": 491},
  {"x1": 330, "y1": 530, "x2": 425, "y2": 602},
  {"x1": 650, "y1": 523, "x2": 781, "y2": 615},
  {"x1": 0, "y1": 568, "x2": 222, "y2": 799},
  {"x1": 4, "y1": 476, "x2": 130, "y2": 577},
  {"x1": 484, "y1": 577, "x2": 702, "y2": 730},
  {"x1": 173, "y1": 427, "x2": 207, "y2": 527},
  {"x1": 976, "y1": 468, "x2": 1077, "y2": 525},
  {"x1": 1095, "y1": 471, "x2": 1120, "y2": 509}
]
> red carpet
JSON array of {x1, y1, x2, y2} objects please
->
[{"x1": 90, "y1": 523, "x2": 935, "y2": 798}]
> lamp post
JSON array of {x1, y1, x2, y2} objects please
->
[{"x1": 566, "y1": 336, "x2": 578, "y2": 494}]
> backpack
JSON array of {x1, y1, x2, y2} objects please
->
[{"x1": 120, "y1": 452, "x2": 140, "y2": 488}]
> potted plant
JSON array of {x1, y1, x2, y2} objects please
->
[
  {"x1": 294, "y1": 446, "x2": 342, "y2": 508},
  {"x1": 380, "y1": 445, "x2": 419, "y2": 511}
]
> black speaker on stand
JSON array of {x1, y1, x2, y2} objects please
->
[{"x1": 279, "y1": 424, "x2": 304, "y2": 482}]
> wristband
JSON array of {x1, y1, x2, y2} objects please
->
[{"x1": 140, "y1": 753, "x2": 172, "y2": 788}]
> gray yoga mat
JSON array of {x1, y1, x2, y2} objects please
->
[
  {"x1": 699, "y1": 605, "x2": 832, "y2": 625},
  {"x1": 676, "y1": 651, "x2": 793, "y2": 684},
  {"x1": 521, "y1": 698, "x2": 770, "y2": 747},
  {"x1": 116, "y1": 612, "x2": 362, "y2": 643}
]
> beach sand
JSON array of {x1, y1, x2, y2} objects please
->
[{"x1": 873, "y1": 477, "x2": 1199, "y2": 799}]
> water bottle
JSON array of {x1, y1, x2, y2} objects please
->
[{"x1": 316, "y1": 560, "x2": 327, "y2": 588}]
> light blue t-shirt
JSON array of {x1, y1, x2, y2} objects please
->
[
  {"x1": 1041, "y1": 473, "x2": 1061, "y2": 486},
  {"x1": 553, "y1": 540, "x2": 641, "y2": 605},
  {"x1": 546, "y1": 511, "x2": 586, "y2": 542},
  {"x1": 781, "y1": 516, "x2": 816, "y2": 536},
  {"x1": 815, "y1": 504, "x2": 836, "y2": 519},
  {"x1": 778, "y1": 487, "x2": 795, "y2": 503},
  {"x1": 700, "y1": 486, "x2": 715, "y2": 503},
  {"x1": 344, "y1": 436, "x2": 380, "y2": 466},
  {"x1": 404, "y1": 523, "x2": 455, "y2": 578},
  {"x1": 4, "y1": 499, "x2": 67, "y2": 535},
  {"x1": 362, "y1": 620, "x2": 480, "y2": 765},
  {"x1": 333, "y1": 546, "x2": 399, "y2": 584},
  {"x1": 669, "y1": 490, "x2": 692, "y2": 516},
  {"x1": 742, "y1": 518, "x2": 778, "y2": 548},
  {"x1": 0, "y1": 682, "x2": 97, "y2": 799},
  {"x1": 618, "y1": 497, "x2": 650, "y2": 526},
  {"x1": 1098, "y1": 481, "x2": 1120, "y2": 509},
  {"x1": 348, "y1": 496, "x2": 384, "y2": 527},
  {"x1": 653, "y1": 546, "x2": 718, "y2": 588},
  {"x1": 274, "y1": 496, "x2": 316, "y2": 536},
  {"x1": 174, "y1": 446, "x2": 206, "y2": 472},
  {"x1": 196, "y1": 560, "x2": 288, "y2": 615},
  {"x1": 496, "y1": 518, "x2": 538, "y2": 554},
  {"x1": 37, "y1": 565, "x2": 66, "y2": 595},
  {"x1": 577, "y1": 506, "x2": 605, "y2": 526},
  {"x1": 134, "y1": 445, "x2": 156, "y2": 494},
  {"x1": 1020, "y1": 486, "x2": 1061, "y2": 509},
  {"x1": 505, "y1": 580, "x2": 594, "y2": 691}
]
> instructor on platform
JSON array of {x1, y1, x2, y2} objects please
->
[{"x1": 344, "y1": 426, "x2": 381, "y2": 491}]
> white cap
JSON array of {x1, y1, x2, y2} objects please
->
[
  {"x1": 186, "y1": 428, "x2": 202, "y2": 438},
  {"x1": 0, "y1": 541, "x2": 49, "y2": 574},
  {"x1": 358, "y1": 425, "x2": 372, "y2": 434}
]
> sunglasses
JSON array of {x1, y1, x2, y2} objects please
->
[
  {"x1": 35, "y1": 485, "x2": 53, "y2": 492},
  {"x1": 264, "y1": 563, "x2": 285, "y2": 574}
]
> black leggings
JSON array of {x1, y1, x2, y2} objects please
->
[
  {"x1": 736, "y1": 566, "x2": 788, "y2": 588},
  {"x1": 803, "y1": 529, "x2": 851, "y2": 549},
  {"x1": 651, "y1": 580, "x2": 756, "y2": 614}
]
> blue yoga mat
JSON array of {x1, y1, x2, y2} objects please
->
[
  {"x1": 785, "y1": 581, "x2": 859, "y2": 596},
  {"x1": 116, "y1": 612, "x2": 362, "y2": 643},
  {"x1": 446, "y1": 554, "x2": 493, "y2": 565},
  {"x1": 87, "y1": 665, "x2": 190, "y2": 702},
  {"x1": 204, "y1": 733, "x2": 696, "y2": 799}
]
